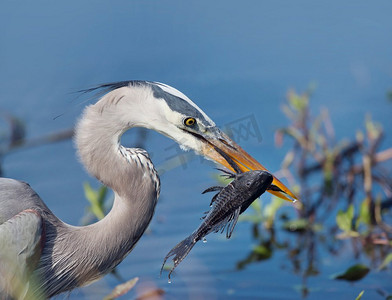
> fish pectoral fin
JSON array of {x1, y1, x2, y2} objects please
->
[
  {"x1": 226, "y1": 207, "x2": 241, "y2": 239},
  {"x1": 215, "y1": 168, "x2": 236, "y2": 178},
  {"x1": 202, "y1": 186, "x2": 223, "y2": 194},
  {"x1": 209, "y1": 207, "x2": 241, "y2": 238}
]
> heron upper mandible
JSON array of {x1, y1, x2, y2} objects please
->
[{"x1": 0, "y1": 81, "x2": 297, "y2": 299}]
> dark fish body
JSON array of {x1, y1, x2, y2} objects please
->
[{"x1": 161, "y1": 170, "x2": 273, "y2": 279}]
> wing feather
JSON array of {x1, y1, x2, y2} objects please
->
[{"x1": 0, "y1": 209, "x2": 44, "y2": 299}]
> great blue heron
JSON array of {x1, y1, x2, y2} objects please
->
[{"x1": 0, "y1": 81, "x2": 297, "y2": 299}]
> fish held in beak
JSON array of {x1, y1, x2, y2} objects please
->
[{"x1": 200, "y1": 129, "x2": 298, "y2": 202}]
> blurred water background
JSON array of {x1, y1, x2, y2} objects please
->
[{"x1": 1, "y1": 1, "x2": 391, "y2": 299}]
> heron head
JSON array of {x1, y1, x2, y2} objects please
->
[
  {"x1": 92, "y1": 81, "x2": 297, "y2": 202},
  {"x1": 139, "y1": 81, "x2": 297, "y2": 202}
]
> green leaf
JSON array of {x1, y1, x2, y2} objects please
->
[
  {"x1": 83, "y1": 182, "x2": 106, "y2": 220},
  {"x1": 252, "y1": 245, "x2": 272, "y2": 259},
  {"x1": 288, "y1": 90, "x2": 308, "y2": 112},
  {"x1": 97, "y1": 185, "x2": 108, "y2": 207},
  {"x1": 336, "y1": 205, "x2": 354, "y2": 233},
  {"x1": 283, "y1": 219, "x2": 309, "y2": 232},
  {"x1": 332, "y1": 264, "x2": 370, "y2": 281},
  {"x1": 356, "y1": 199, "x2": 371, "y2": 229},
  {"x1": 264, "y1": 197, "x2": 284, "y2": 220},
  {"x1": 250, "y1": 198, "x2": 262, "y2": 215},
  {"x1": 83, "y1": 182, "x2": 97, "y2": 204},
  {"x1": 378, "y1": 252, "x2": 392, "y2": 270},
  {"x1": 365, "y1": 115, "x2": 382, "y2": 140},
  {"x1": 283, "y1": 218, "x2": 322, "y2": 233},
  {"x1": 264, "y1": 197, "x2": 284, "y2": 228},
  {"x1": 355, "y1": 290, "x2": 365, "y2": 300}
]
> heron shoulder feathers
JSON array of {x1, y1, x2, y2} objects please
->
[{"x1": 119, "y1": 147, "x2": 160, "y2": 198}]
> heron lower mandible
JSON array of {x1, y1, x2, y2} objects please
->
[{"x1": 0, "y1": 81, "x2": 297, "y2": 299}]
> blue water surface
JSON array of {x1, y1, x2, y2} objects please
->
[{"x1": 1, "y1": 1, "x2": 391, "y2": 299}]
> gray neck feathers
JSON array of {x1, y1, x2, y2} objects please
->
[{"x1": 36, "y1": 93, "x2": 160, "y2": 297}]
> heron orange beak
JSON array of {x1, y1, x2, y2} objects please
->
[{"x1": 200, "y1": 129, "x2": 298, "y2": 202}]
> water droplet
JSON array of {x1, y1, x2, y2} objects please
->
[
  {"x1": 168, "y1": 279, "x2": 172, "y2": 284},
  {"x1": 202, "y1": 238, "x2": 207, "y2": 243}
]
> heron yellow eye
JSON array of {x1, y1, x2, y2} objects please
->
[{"x1": 184, "y1": 117, "x2": 196, "y2": 127}]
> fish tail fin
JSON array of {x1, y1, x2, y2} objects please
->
[{"x1": 160, "y1": 233, "x2": 197, "y2": 280}]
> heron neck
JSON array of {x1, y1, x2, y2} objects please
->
[
  {"x1": 40, "y1": 187, "x2": 157, "y2": 297},
  {"x1": 73, "y1": 96, "x2": 159, "y2": 244},
  {"x1": 63, "y1": 190, "x2": 155, "y2": 284},
  {"x1": 75, "y1": 101, "x2": 125, "y2": 194},
  {"x1": 40, "y1": 100, "x2": 159, "y2": 296}
]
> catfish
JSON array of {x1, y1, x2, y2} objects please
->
[{"x1": 161, "y1": 169, "x2": 273, "y2": 279}]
